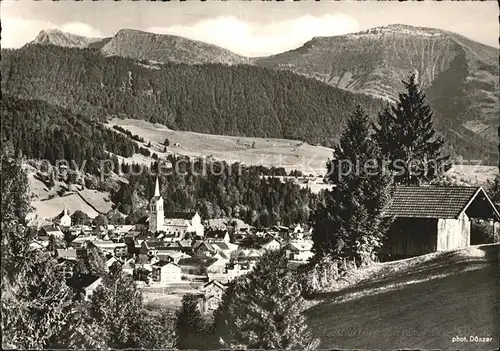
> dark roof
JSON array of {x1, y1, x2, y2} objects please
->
[
  {"x1": 40, "y1": 225, "x2": 61, "y2": 233},
  {"x1": 203, "y1": 280, "x2": 227, "y2": 289},
  {"x1": 194, "y1": 241, "x2": 216, "y2": 252},
  {"x1": 385, "y1": 186, "x2": 497, "y2": 219},
  {"x1": 205, "y1": 230, "x2": 228, "y2": 239},
  {"x1": 136, "y1": 215, "x2": 149, "y2": 225},
  {"x1": 212, "y1": 241, "x2": 229, "y2": 250},
  {"x1": 66, "y1": 274, "x2": 100, "y2": 290},
  {"x1": 164, "y1": 211, "x2": 196, "y2": 220},
  {"x1": 152, "y1": 261, "x2": 178, "y2": 268},
  {"x1": 143, "y1": 240, "x2": 165, "y2": 248}
]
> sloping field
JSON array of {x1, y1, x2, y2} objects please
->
[
  {"x1": 446, "y1": 165, "x2": 498, "y2": 186},
  {"x1": 32, "y1": 193, "x2": 99, "y2": 220},
  {"x1": 106, "y1": 118, "x2": 333, "y2": 176},
  {"x1": 307, "y1": 244, "x2": 499, "y2": 350},
  {"x1": 78, "y1": 189, "x2": 114, "y2": 214}
]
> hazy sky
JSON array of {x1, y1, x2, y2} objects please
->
[{"x1": 2, "y1": 1, "x2": 498, "y2": 56}]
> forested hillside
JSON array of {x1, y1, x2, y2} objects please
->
[
  {"x1": 1, "y1": 44, "x2": 385, "y2": 147},
  {"x1": 114, "y1": 157, "x2": 321, "y2": 227},
  {"x1": 1, "y1": 95, "x2": 136, "y2": 175}
]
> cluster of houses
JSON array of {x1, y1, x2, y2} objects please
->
[
  {"x1": 29, "y1": 180, "x2": 500, "y2": 313},
  {"x1": 29, "y1": 178, "x2": 315, "y2": 309}
]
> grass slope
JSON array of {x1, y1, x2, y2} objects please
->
[
  {"x1": 107, "y1": 118, "x2": 334, "y2": 176},
  {"x1": 306, "y1": 244, "x2": 499, "y2": 350}
]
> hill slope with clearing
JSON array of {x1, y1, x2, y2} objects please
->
[
  {"x1": 306, "y1": 244, "x2": 499, "y2": 350},
  {"x1": 107, "y1": 118, "x2": 334, "y2": 176}
]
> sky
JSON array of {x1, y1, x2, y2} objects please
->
[{"x1": 2, "y1": 1, "x2": 498, "y2": 57}]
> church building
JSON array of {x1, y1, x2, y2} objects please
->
[{"x1": 148, "y1": 177, "x2": 204, "y2": 237}]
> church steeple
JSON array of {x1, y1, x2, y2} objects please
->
[
  {"x1": 154, "y1": 176, "x2": 160, "y2": 197},
  {"x1": 149, "y1": 176, "x2": 164, "y2": 233}
]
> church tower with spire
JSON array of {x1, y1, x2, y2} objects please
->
[{"x1": 149, "y1": 177, "x2": 164, "y2": 233}]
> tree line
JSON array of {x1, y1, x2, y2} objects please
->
[
  {"x1": 1, "y1": 95, "x2": 137, "y2": 175},
  {"x1": 112, "y1": 156, "x2": 324, "y2": 227}
]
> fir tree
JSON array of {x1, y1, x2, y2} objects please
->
[
  {"x1": 313, "y1": 106, "x2": 393, "y2": 265},
  {"x1": 213, "y1": 250, "x2": 319, "y2": 350},
  {"x1": 83, "y1": 264, "x2": 147, "y2": 348},
  {"x1": 374, "y1": 74, "x2": 451, "y2": 185},
  {"x1": 1, "y1": 150, "x2": 76, "y2": 349},
  {"x1": 175, "y1": 294, "x2": 208, "y2": 349}
]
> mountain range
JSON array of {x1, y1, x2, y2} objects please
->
[{"x1": 6, "y1": 24, "x2": 499, "y2": 164}]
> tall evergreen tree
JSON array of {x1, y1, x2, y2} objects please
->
[
  {"x1": 374, "y1": 74, "x2": 451, "y2": 185},
  {"x1": 175, "y1": 294, "x2": 208, "y2": 349},
  {"x1": 213, "y1": 250, "x2": 319, "y2": 350},
  {"x1": 82, "y1": 264, "x2": 150, "y2": 349},
  {"x1": 1, "y1": 148, "x2": 76, "y2": 349},
  {"x1": 313, "y1": 106, "x2": 393, "y2": 265}
]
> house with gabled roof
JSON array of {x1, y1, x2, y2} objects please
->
[
  {"x1": 382, "y1": 186, "x2": 500, "y2": 259},
  {"x1": 210, "y1": 241, "x2": 232, "y2": 258},
  {"x1": 206, "y1": 253, "x2": 229, "y2": 274},
  {"x1": 283, "y1": 240, "x2": 314, "y2": 262},
  {"x1": 151, "y1": 261, "x2": 182, "y2": 283},
  {"x1": 193, "y1": 241, "x2": 217, "y2": 257},
  {"x1": 199, "y1": 280, "x2": 227, "y2": 313},
  {"x1": 261, "y1": 237, "x2": 281, "y2": 252},
  {"x1": 39, "y1": 225, "x2": 64, "y2": 239},
  {"x1": 205, "y1": 230, "x2": 230, "y2": 243}
]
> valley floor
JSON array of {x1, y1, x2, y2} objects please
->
[{"x1": 306, "y1": 244, "x2": 499, "y2": 350}]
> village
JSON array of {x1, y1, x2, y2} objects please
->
[
  {"x1": 30, "y1": 177, "x2": 315, "y2": 313},
  {"x1": 28, "y1": 175, "x2": 500, "y2": 315}
]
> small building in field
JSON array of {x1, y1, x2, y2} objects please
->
[{"x1": 382, "y1": 186, "x2": 500, "y2": 259}]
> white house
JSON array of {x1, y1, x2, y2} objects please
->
[
  {"x1": 284, "y1": 240, "x2": 314, "y2": 261},
  {"x1": 261, "y1": 238, "x2": 281, "y2": 251},
  {"x1": 151, "y1": 262, "x2": 182, "y2": 283}
]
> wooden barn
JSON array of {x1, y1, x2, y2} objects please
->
[{"x1": 381, "y1": 186, "x2": 500, "y2": 259}]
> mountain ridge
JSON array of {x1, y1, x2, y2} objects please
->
[
  {"x1": 16, "y1": 24, "x2": 500, "y2": 162},
  {"x1": 31, "y1": 28, "x2": 109, "y2": 49}
]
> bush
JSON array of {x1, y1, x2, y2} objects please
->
[{"x1": 297, "y1": 256, "x2": 342, "y2": 297}]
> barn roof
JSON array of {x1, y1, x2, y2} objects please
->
[{"x1": 385, "y1": 186, "x2": 500, "y2": 220}]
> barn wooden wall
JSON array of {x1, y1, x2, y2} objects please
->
[
  {"x1": 383, "y1": 218, "x2": 438, "y2": 257},
  {"x1": 437, "y1": 212, "x2": 470, "y2": 250}
]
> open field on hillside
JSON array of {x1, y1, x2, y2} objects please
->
[
  {"x1": 306, "y1": 244, "x2": 499, "y2": 350},
  {"x1": 106, "y1": 118, "x2": 334, "y2": 176},
  {"x1": 78, "y1": 189, "x2": 114, "y2": 214},
  {"x1": 446, "y1": 165, "x2": 498, "y2": 186},
  {"x1": 32, "y1": 193, "x2": 100, "y2": 220}
]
